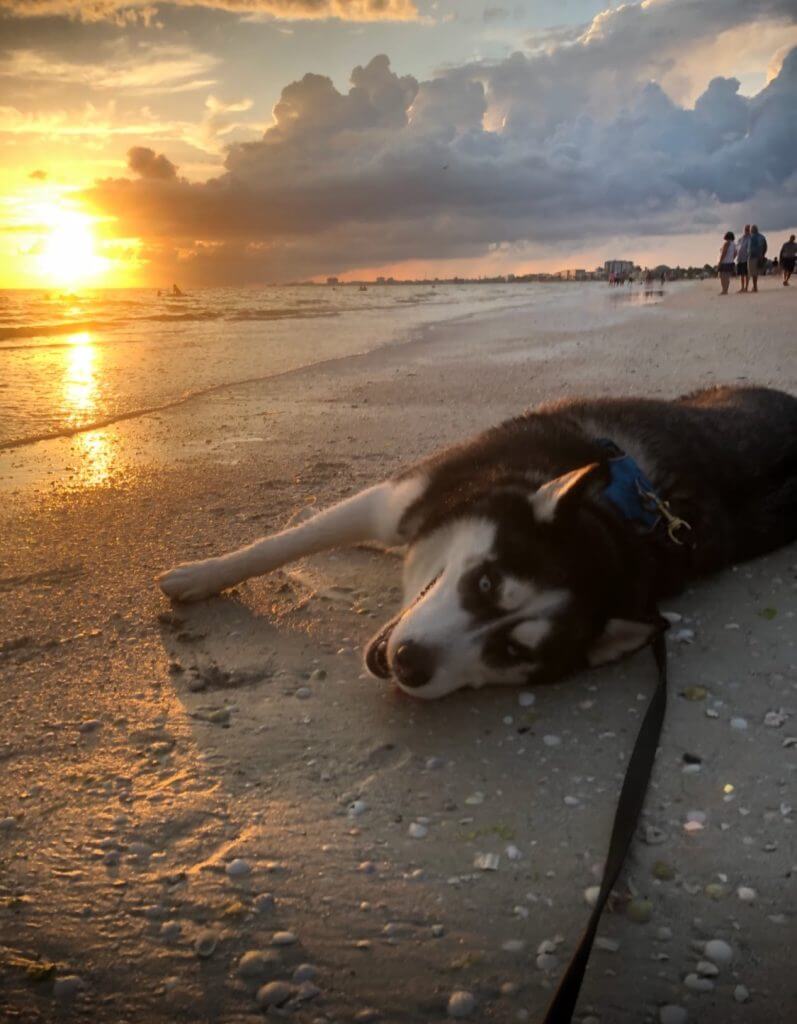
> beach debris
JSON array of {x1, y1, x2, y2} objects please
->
[
  {"x1": 671, "y1": 628, "x2": 694, "y2": 644},
  {"x1": 53, "y1": 975, "x2": 85, "y2": 1000},
  {"x1": 225, "y1": 858, "x2": 251, "y2": 879},
  {"x1": 408, "y1": 822, "x2": 428, "y2": 839},
  {"x1": 518, "y1": 691, "x2": 536, "y2": 707},
  {"x1": 347, "y1": 799, "x2": 368, "y2": 818},
  {"x1": 447, "y1": 990, "x2": 476, "y2": 1018},
  {"x1": 255, "y1": 981, "x2": 293, "y2": 1007},
  {"x1": 238, "y1": 950, "x2": 279, "y2": 980},
  {"x1": 643, "y1": 825, "x2": 667, "y2": 845},
  {"x1": 737, "y1": 885, "x2": 757, "y2": 902},
  {"x1": 703, "y1": 939, "x2": 733, "y2": 965},
  {"x1": 661, "y1": 611, "x2": 683, "y2": 624},
  {"x1": 536, "y1": 949, "x2": 560, "y2": 972},
  {"x1": 595, "y1": 937, "x2": 621, "y2": 952},
  {"x1": 563, "y1": 795, "x2": 580, "y2": 807},
  {"x1": 272, "y1": 930, "x2": 298, "y2": 946},
  {"x1": 542, "y1": 734, "x2": 561, "y2": 747},
  {"x1": 354, "y1": 1008, "x2": 380, "y2": 1022},
  {"x1": 763, "y1": 709, "x2": 787, "y2": 727},
  {"x1": 473, "y1": 853, "x2": 500, "y2": 871},
  {"x1": 584, "y1": 886, "x2": 600, "y2": 907},
  {"x1": 464, "y1": 791, "x2": 484, "y2": 805},
  {"x1": 659, "y1": 1006, "x2": 688, "y2": 1024},
  {"x1": 681, "y1": 686, "x2": 707, "y2": 701},
  {"x1": 652, "y1": 861, "x2": 675, "y2": 881},
  {"x1": 704, "y1": 883, "x2": 727, "y2": 900},
  {"x1": 626, "y1": 898, "x2": 653, "y2": 924},
  {"x1": 194, "y1": 931, "x2": 218, "y2": 958},
  {"x1": 432, "y1": 924, "x2": 445, "y2": 937},
  {"x1": 505, "y1": 844, "x2": 522, "y2": 860},
  {"x1": 730, "y1": 717, "x2": 748, "y2": 731},
  {"x1": 734, "y1": 984, "x2": 751, "y2": 1003}
]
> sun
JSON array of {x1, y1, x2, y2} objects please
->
[{"x1": 36, "y1": 204, "x2": 110, "y2": 288}]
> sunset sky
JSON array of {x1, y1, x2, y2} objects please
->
[{"x1": 1, "y1": 0, "x2": 796, "y2": 287}]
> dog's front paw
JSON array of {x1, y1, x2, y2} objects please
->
[{"x1": 157, "y1": 558, "x2": 232, "y2": 602}]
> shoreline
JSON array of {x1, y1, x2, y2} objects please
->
[{"x1": 0, "y1": 277, "x2": 794, "y2": 1023}]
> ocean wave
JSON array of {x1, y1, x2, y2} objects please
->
[
  {"x1": 140, "y1": 310, "x2": 224, "y2": 322},
  {"x1": 229, "y1": 307, "x2": 339, "y2": 321},
  {"x1": 0, "y1": 320, "x2": 106, "y2": 341}
]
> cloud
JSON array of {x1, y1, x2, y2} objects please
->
[
  {"x1": 127, "y1": 146, "x2": 178, "y2": 179},
  {"x1": 0, "y1": 44, "x2": 219, "y2": 94},
  {"x1": 0, "y1": 0, "x2": 418, "y2": 23},
  {"x1": 81, "y1": 0, "x2": 797, "y2": 282}
]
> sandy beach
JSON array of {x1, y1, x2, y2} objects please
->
[{"x1": 1, "y1": 279, "x2": 795, "y2": 1023}]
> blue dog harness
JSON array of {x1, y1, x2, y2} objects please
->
[{"x1": 596, "y1": 438, "x2": 691, "y2": 544}]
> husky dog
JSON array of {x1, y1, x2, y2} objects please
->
[{"x1": 159, "y1": 386, "x2": 797, "y2": 700}]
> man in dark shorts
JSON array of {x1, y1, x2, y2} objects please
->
[
  {"x1": 780, "y1": 234, "x2": 796, "y2": 286},
  {"x1": 748, "y1": 225, "x2": 768, "y2": 292}
]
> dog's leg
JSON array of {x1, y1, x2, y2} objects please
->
[{"x1": 158, "y1": 476, "x2": 425, "y2": 602}]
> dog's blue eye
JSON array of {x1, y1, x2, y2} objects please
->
[
  {"x1": 505, "y1": 641, "x2": 523, "y2": 659},
  {"x1": 478, "y1": 574, "x2": 493, "y2": 593}
]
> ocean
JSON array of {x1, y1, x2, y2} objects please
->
[{"x1": 0, "y1": 284, "x2": 544, "y2": 450}]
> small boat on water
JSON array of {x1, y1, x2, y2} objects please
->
[{"x1": 358, "y1": 284, "x2": 368, "y2": 291}]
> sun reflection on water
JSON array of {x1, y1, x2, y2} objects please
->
[{"x1": 61, "y1": 331, "x2": 115, "y2": 487}]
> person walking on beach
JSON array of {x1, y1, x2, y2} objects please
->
[
  {"x1": 736, "y1": 224, "x2": 751, "y2": 292},
  {"x1": 780, "y1": 234, "x2": 796, "y2": 286},
  {"x1": 748, "y1": 225, "x2": 767, "y2": 292},
  {"x1": 718, "y1": 231, "x2": 736, "y2": 295}
]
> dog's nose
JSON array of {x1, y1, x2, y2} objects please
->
[{"x1": 393, "y1": 641, "x2": 436, "y2": 688}]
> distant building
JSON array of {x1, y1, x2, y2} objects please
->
[
  {"x1": 604, "y1": 260, "x2": 634, "y2": 277},
  {"x1": 326, "y1": 276, "x2": 339, "y2": 286}
]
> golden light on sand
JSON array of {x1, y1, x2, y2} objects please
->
[{"x1": 36, "y1": 204, "x2": 109, "y2": 288}]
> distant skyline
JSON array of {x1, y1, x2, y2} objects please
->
[{"x1": 1, "y1": 0, "x2": 796, "y2": 287}]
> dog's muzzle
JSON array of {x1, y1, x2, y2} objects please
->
[
  {"x1": 364, "y1": 574, "x2": 441, "y2": 683},
  {"x1": 364, "y1": 614, "x2": 400, "y2": 679}
]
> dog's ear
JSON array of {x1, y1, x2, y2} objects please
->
[
  {"x1": 587, "y1": 617, "x2": 658, "y2": 666},
  {"x1": 530, "y1": 463, "x2": 600, "y2": 522}
]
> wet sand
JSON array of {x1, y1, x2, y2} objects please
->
[{"x1": 1, "y1": 279, "x2": 795, "y2": 1023}]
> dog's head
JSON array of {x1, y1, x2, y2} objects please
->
[{"x1": 365, "y1": 463, "x2": 663, "y2": 699}]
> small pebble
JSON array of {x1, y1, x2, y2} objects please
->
[
  {"x1": 194, "y1": 931, "x2": 218, "y2": 958},
  {"x1": 160, "y1": 920, "x2": 181, "y2": 943},
  {"x1": 536, "y1": 952, "x2": 559, "y2": 971},
  {"x1": 78, "y1": 719, "x2": 101, "y2": 733},
  {"x1": 292, "y1": 963, "x2": 318, "y2": 983},
  {"x1": 225, "y1": 858, "x2": 251, "y2": 879},
  {"x1": 737, "y1": 885, "x2": 756, "y2": 901},
  {"x1": 431, "y1": 924, "x2": 445, "y2": 937},
  {"x1": 703, "y1": 939, "x2": 733, "y2": 965},
  {"x1": 447, "y1": 990, "x2": 476, "y2": 1018},
  {"x1": 253, "y1": 892, "x2": 275, "y2": 912},
  {"x1": 542, "y1": 734, "x2": 561, "y2": 747},
  {"x1": 730, "y1": 717, "x2": 748, "y2": 731},
  {"x1": 53, "y1": 975, "x2": 84, "y2": 999},
  {"x1": 0, "y1": 816, "x2": 15, "y2": 832},
  {"x1": 595, "y1": 937, "x2": 620, "y2": 952},
  {"x1": 309, "y1": 668, "x2": 326, "y2": 682},
  {"x1": 505, "y1": 844, "x2": 522, "y2": 860},
  {"x1": 354, "y1": 1009, "x2": 379, "y2": 1023},
  {"x1": 518, "y1": 692, "x2": 535, "y2": 707},
  {"x1": 464, "y1": 791, "x2": 484, "y2": 805},
  {"x1": 256, "y1": 981, "x2": 293, "y2": 1007},
  {"x1": 502, "y1": 939, "x2": 525, "y2": 953},
  {"x1": 426, "y1": 756, "x2": 444, "y2": 770},
  {"x1": 348, "y1": 799, "x2": 368, "y2": 818},
  {"x1": 733, "y1": 984, "x2": 750, "y2": 1003},
  {"x1": 695, "y1": 961, "x2": 718, "y2": 977},
  {"x1": 684, "y1": 973, "x2": 714, "y2": 992},
  {"x1": 473, "y1": 852, "x2": 499, "y2": 871},
  {"x1": 295, "y1": 981, "x2": 321, "y2": 1002},
  {"x1": 408, "y1": 822, "x2": 428, "y2": 839},
  {"x1": 584, "y1": 886, "x2": 600, "y2": 907},
  {"x1": 238, "y1": 950, "x2": 278, "y2": 979},
  {"x1": 295, "y1": 687, "x2": 312, "y2": 699},
  {"x1": 272, "y1": 930, "x2": 298, "y2": 946},
  {"x1": 659, "y1": 1006, "x2": 688, "y2": 1024}
]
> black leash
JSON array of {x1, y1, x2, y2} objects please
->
[{"x1": 542, "y1": 631, "x2": 669, "y2": 1023}]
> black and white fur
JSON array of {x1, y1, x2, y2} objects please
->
[{"x1": 159, "y1": 386, "x2": 797, "y2": 700}]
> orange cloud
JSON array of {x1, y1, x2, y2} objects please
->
[{"x1": 0, "y1": 0, "x2": 418, "y2": 22}]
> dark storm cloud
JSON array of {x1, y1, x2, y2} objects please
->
[{"x1": 81, "y1": 0, "x2": 797, "y2": 282}]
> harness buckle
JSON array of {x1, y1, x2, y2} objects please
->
[{"x1": 636, "y1": 482, "x2": 692, "y2": 545}]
